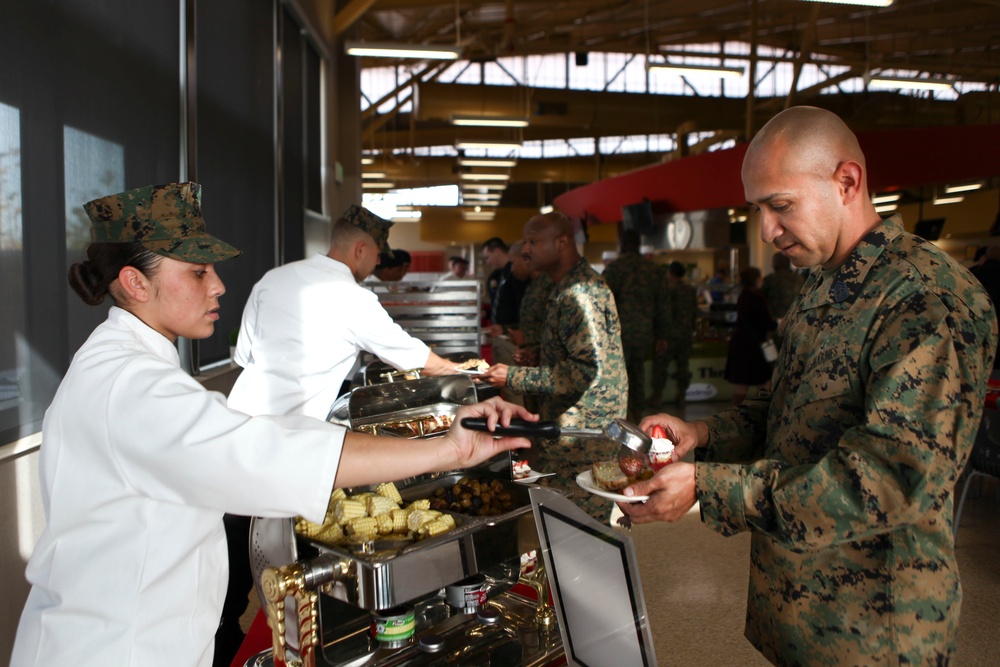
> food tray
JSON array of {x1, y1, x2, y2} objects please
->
[
  {"x1": 351, "y1": 403, "x2": 457, "y2": 439},
  {"x1": 294, "y1": 473, "x2": 537, "y2": 610}
]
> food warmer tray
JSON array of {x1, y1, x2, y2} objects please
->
[{"x1": 255, "y1": 374, "x2": 530, "y2": 611}]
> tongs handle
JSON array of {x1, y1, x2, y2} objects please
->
[{"x1": 460, "y1": 417, "x2": 561, "y2": 439}]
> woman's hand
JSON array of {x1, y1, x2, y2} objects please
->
[{"x1": 443, "y1": 397, "x2": 536, "y2": 468}]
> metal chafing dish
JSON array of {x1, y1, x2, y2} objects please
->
[{"x1": 248, "y1": 375, "x2": 658, "y2": 667}]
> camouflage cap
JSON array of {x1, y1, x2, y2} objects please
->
[
  {"x1": 341, "y1": 204, "x2": 393, "y2": 257},
  {"x1": 83, "y1": 182, "x2": 241, "y2": 263}
]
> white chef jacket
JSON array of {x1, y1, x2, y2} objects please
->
[
  {"x1": 228, "y1": 254, "x2": 430, "y2": 419},
  {"x1": 11, "y1": 307, "x2": 344, "y2": 667}
]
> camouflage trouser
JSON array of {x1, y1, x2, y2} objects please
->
[
  {"x1": 535, "y1": 436, "x2": 618, "y2": 523},
  {"x1": 651, "y1": 340, "x2": 693, "y2": 400}
]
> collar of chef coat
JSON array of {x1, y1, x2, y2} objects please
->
[
  {"x1": 798, "y1": 214, "x2": 903, "y2": 311},
  {"x1": 106, "y1": 305, "x2": 182, "y2": 364}
]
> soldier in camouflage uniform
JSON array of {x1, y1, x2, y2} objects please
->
[
  {"x1": 602, "y1": 230, "x2": 666, "y2": 422},
  {"x1": 482, "y1": 212, "x2": 628, "y2": 521},
  {"x1": 512, "y1": 268, "x2": 555, "y2": 415},
  {"x1": 648, "y1": 261, "x2": 698, "y2": 408},
  {"x1": 621, "y1": 107, "x2": 998, "y2": 666}
]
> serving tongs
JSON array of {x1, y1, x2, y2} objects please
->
[{"x1": 460, "y1": 417, "x2": 653, "y2": 467}]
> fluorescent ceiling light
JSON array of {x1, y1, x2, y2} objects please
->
[
  {"x1": 457, "y1": 158, "x2": 518, "y2": 168},
  {"x1": 463, "y1": 212, "x2": 496, "y2": 221},
  {"x1": 455, "y1": 140, "x2": 522, "y2": 151},
  {"x1": 361, "y1": 157, "x2": 375, "y2": 165},
  {"x1": 362, "y1": 172, "x2": 387, "y2": 179},
  {"x1": 869, "y1": 76, "x2": 953, "y2": 92},
  {"x1": 932, "y1": 195, "x2": 965, "y2": 205},
  {"x1": 872, "y1": 193, "x2": 901, "y2": 204},
  {"x1": 462, "y1": 193, "x2": 502, "y2": 201},
  {"x1": 646, "y1": 60, "x2": 744, "y2": 78},
  {"x1": 799, "y1": 0, "x2": 893, "y2": 6},
  {"x1": 452, "y1": 115, "x2": 530, "y2": 128},
  {"x1": 875, "y1": 203, "x2": 898, "y2": 214},
  {"x1": 459, "y1": 173, "x2": 511, "y2": 181},
  {"x1": 539, "y1": 205, "x2": 554, "y2": 214},
  {"x1": 344, "y1": 42, "x2": 460, "y2": 60},
  {"x1": 472, "y1": 200, "x2": 500, "y2": 207},
  {"x1": 362, "y1": 181, "x2": 395, "y2": 189},
  {"x1": 462, "y1": 184, "x2": 508, "y2": 191},
  {"x1": 944, "y1": 182, "x2": 984, "y2": 194}
]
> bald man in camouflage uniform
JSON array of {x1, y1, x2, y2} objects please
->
[
  {"x1": 483, "y1": 212, "x2": 628, "y2": 521},
  {"x1": 602, "y1": 229, "x2": 666, "y2": 422},
  {"x1": 622, "y1": 107, "x2": 998, "y2": 666}
]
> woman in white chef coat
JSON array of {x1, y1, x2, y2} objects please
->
[{"x1": 10, "y1": 182, "x2": 532, "y2": 667}]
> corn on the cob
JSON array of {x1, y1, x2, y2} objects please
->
[
  {"x1": 375, "y1": 513, "x2": 394, "y2": 535},
  {"x1": 345, "y1": 516, "x2": 379, "y2": 539},
  {"x1": 329, "y1": 488, "x2": 347, "y2": 503},
  {"x1": 315, "y1": 522, "x2": 344, "y2": 544},
  {"x1": 407, "y1": 509, "x2": 441, "y2": 532},
  {"x1": 375, "y1": 482, "x2": 403, "y2": 504},
  {"x1": 390, "y1": 509, "x2": 409, "y2": 532},
  {"x1": 407, "y1": 498, "x2": 431, "y2": 511},
  {"x1": 294, "y1": 517, "x2": 323, "y2": 537},
  {"x1": 420, "y1": 517, "x2": 452, "y2": 537},
  {"x1": 365, "y1": 494, "x2": 399, "y2": 517},
  {"x1": 332, "y1": 498, "x2": 366, "y2": 525}
]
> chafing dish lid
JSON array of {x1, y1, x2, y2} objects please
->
[{"x1": 346, "y1": 375, "x2": 477, "y2": 422}]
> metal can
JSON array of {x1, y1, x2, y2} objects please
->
[
  {"x1": 370, "y1": 605, "x2": 415, "y2": 648},
  {"x1": 445, "y1": 573, "x2": 488, "y2": 613}
]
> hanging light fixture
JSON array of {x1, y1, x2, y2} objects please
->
[
  {"x1": 645, "y1": 60, "x2": 744, "y2": 79},
  {"x1": 459, "y1": 173, "x2": 511, "y2": 181},
  {"x1": 451, "y1": 115, "x2": 530, "y2": 128},
  {"x1": 799, "y1": 0, "x2": 893, "y2": 6},
  {"x1": 344, "y1": 42, "x2": 461, "y2": 60},
  {"x1": 455, "y1": 140, "x2": 522, "y2": 151},
  {"x1": 868, "y1": 76, "x2": 954, "y2": 92},
  {"x1": 872, "y1": 193, "x2": 902, "y2": 204},
  {"x1": 932, "y1": 195, "x2": 965, "y2": 205},
  {"x1": 944, "y1": 182, "x2": 984, "y2": 194},
  {"x1": 457, "y1": 158, "x2": 518, "y2": 168}
]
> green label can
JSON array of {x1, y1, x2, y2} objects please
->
[{"x1": 370, "y1": 605, "x2": 416, "y2": 648}]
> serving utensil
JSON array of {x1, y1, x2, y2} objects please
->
[{"x1": 460, "y1": 417, "x2": 652, "y2": 466}]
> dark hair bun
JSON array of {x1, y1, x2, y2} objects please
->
[{"x1": 68, "y1": 261, "x2": 108, "y2": 306}]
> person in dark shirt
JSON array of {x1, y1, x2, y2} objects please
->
[{"x1": 481, "y1": 237, "x2": 509, "y2": 306}]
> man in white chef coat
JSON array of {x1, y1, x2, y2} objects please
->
[{"x1": 228, "y1": 205, "x2": 456, "y2": 420}]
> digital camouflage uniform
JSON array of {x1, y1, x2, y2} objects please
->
[
  {"x1": 508, "y1": 258, "x2": 628, "y2": 521},
  {"x1": 602, "y1": 252, "x2": 667, "y2": 421},
  {"x1": 651, "y1": 268, "x2": 698, "y2": 403},
  {"x1": 518, "y1": 273, "x2": 555, "y2": 348},
  {"x1": 696, "y1": 216, "x2": 998, "y2": 666},
  {"x1": 517, "y1": 273, "x2": 556, "y2": 415}
]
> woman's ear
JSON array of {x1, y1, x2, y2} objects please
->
[{"x1": 117, "y1": 266, "x2": 152, "y2": 303}]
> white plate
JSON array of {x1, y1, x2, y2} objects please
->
[
  {"x1": 513, "y1": 468, "x2": 556, "y2": 484},
  {"x1": 576, "y1": 470, "x2": 648, "y2": 503},
  {"x1": 455, "y1": 368, "x2": 485, "y2": 376}
]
